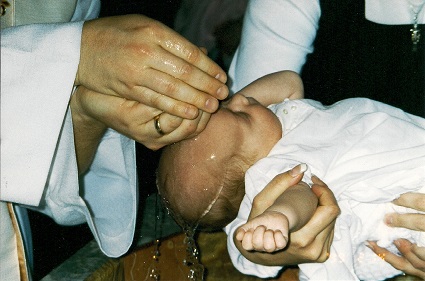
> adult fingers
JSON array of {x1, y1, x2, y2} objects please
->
[
  {"x1": 249, "y1": 164, "x2": 305, "y2": 219},
  {"x1": 74, "y1": 87, "x2": 211, "y2": 150},
  {"x1": 386, "y1": 192, "x2": 425, "y2": 231},
  {"x1": 395, "y1": 239, "x2": 425, "y2": 272},
  {"x1": 392, "y1": 192, "x2": 425, "y2": 212},
  {"x1": 151, "y1": 113, "x2": 184, "y2": 136},
  {"x1": 139, "y1": 52, "x2": 229, "y2": 100},
  {"x1": 78, "y1": 15, "x2": 228, "y2": 118},
  {"x1": 368, "y1": 240, "x2": 425, "y2": 279},
  {"x1": 311, "y1": 178, "x2": 339, "y2": 212},
  {"x1": 385, "y1": 213, "x2": 425, "y2": 232},
  {"x1": 154, "y1": 22, "x2": 227, "y2": 84},
  {"x1": 288, "y1": 184, "x2": 339, "y2": 263},
  {"x1": 147, "y1": 110, "x2": 211, "y2": 150}
]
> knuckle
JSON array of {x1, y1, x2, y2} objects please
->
[
  {"x1": 185, "y1": 46, "x2": 201, "y2": 63},
  {"x1": 177, "y1": 63, "x2": 193, "y2": 78},
  {"x1": 251, "y1": 197, "x2": 266, "y2": 210},
  {"x1": 133, "y1": 41, "x2": 155, "y2": 59},
  {"x1": 304, "y1": 247, "x2": 323, "y2": 261},
  {"x1": 164, "y1": 80, "x2": 179, "y2": 95},
  {"x1": 331, "y1": 204, "x2": 341, "y2": 216},
  {"x1": 317, "y1": 251, "x2": 330, "y2": 263},
  {"x1": 145, "y1": 143, "x2": 162, "y2": 151},
  {"x1": 412, "y1": 262, "x2": 425, "y2": 272},
  {"x1": 140, "y1": 20, "x2": 162, "y2": 38},
  {"x1": 168, "y1": 116, "x2": 183, "y2": 129},
  {"x1": 150, "y1": 93, "x2": 164, "y2": 108}
]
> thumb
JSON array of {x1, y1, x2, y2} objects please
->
[{"x1": 249, "y1": 164, "x2": 306, "y2": 219}]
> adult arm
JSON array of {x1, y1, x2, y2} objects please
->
[
  {"x1": 1, "y1": 22, "x2": 87, "y2": 206},
  {"x1": 228, "y1": 0, "x2": 320, "y2": 93}
]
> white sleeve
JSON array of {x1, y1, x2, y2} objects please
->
[
  {"x1": 228, "y1": 0, "x2": 320, "y2": 93},
  {"x1": 1, "y1": 22, "x2": 84, "y2": 206},
  {"x1": 1, "y1": 21, "x2": 137, "y2": 257}
]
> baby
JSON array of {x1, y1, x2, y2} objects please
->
[{"x1": 157, "y1": 71, "x2": 425, "y2": 281}]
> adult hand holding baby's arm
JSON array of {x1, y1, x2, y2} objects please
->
[
  {"x1": 76, "y1": 15, "x2": 228, "y2": 119},
  {"x1": 234, "y1": 167, "x2": 340, "y2": 266},
  {"x1": 368, "y1": 192, "x2": 425, "y2": 279},
  {"x1": 236, "y1": 179, "x2": 317, "y2": 254},
  {"x1": 71, "y1": 86, "x2": 211, "y2": 173}
]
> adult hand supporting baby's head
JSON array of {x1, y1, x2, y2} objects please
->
[{"x1": 72, "y1": 86, "x2": 211, "y2": 151}]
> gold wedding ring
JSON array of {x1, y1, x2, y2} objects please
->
[{"x1": 154, "y1": 114, "x2": 165, "y2": 135}]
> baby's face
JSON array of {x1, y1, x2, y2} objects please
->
[
  {"x1": 207, "y1": 93, "x2": 282, "y2": 159},
  {"x1": 157, "y1": 94, "x2": 282, "y2": 227}
]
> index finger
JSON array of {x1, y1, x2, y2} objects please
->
[
  {"x1": 149, "y1": 46, "x2": 229, "y2": 103},
  {"x1": 300, "y1": 185, "x2": 340, "y2": 235},
  {"x1": 311, "y1": 179, "x2": 339, "y2": 209},
  {"x1": 159, "y1": 33, "x2": 228, "y2": 84},
  {"x1": 393, "y1": 192, "x2": 425, "y2": 212}
]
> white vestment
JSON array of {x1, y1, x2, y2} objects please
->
[{"x1": 1, "y1": 0, "x2": 137, "y2": 263}]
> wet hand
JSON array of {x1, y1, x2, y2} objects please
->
[
  {"x1": 76, "y1": 14, "x2": 228, "y2": 119},
  {"x1": 72, "y1": 86, "x2": 211, "y2": 150}
]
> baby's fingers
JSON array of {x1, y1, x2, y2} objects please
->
[
  {"x1": 252, "y1": 225, "x2": 267, "y2": 251},
  {"x1": 239, "y1": 228, "x2": 254, "y2": 251},
  {"x1": 274, "y1": 230, "x2": 289, "y2": 250},
  {"x1": 235, "y1": 227, "x2": 247, "y2": 242},
  {"x1": 263, "y1": 229, "x2": 277, "y2": 252}
]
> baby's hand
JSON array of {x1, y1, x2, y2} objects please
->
[{"x1": 235, "y1": 211, "x2": 290, "y2": 253}]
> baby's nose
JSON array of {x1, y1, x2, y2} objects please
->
[{"x1": 228, "y1": 94, "x2": 250, "y2": 107}]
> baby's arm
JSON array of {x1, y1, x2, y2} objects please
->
[
  {"x1": 235, "y1": 181, "x2": 318, "y2": 253},
  {"x1": 237, "y1": 71, "x2": 304, "y2": 106}
]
